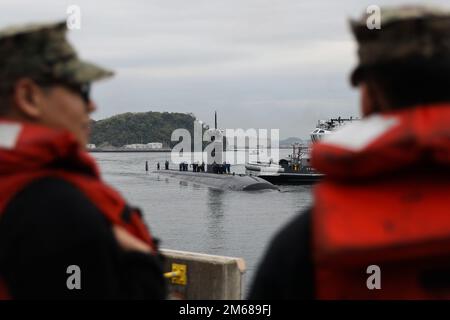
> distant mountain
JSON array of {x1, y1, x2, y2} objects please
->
[
  {"x1": 90, "y1": 111, "x2": 200, "y2": 147},
  {"x1": 279, "y1": 137, "x2": 306, "y2": 147}
]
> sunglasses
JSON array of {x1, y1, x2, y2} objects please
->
[
  {"x1": 64, "y1": 83, "x2": 91, "y2": 104},
  {"x1": 39, "y1": 81, "x2": 91, "y2": 104}
]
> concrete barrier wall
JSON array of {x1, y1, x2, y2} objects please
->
[{"x1": 160, "y1": 249, "x2": 246, "y2": 300}]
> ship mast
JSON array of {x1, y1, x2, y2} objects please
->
[{"x1": 215, "y1": 111, "x2": 217, "y2": 130}]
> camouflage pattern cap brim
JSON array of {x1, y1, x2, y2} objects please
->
[
  {"x1": 350, "y1": 5, "x2": 450, "y2": 28},
  {"x1": 349, "y1": 5, "x2": 450, "y2": 86},
  {"x1": 0, "y1": 20, "x2": 114, "y2": 86},
  {"x1": 53, "y1": 58, "x2": 114, "y2": 85}
]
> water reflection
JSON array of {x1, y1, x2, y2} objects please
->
[
  {"x1": 93, "y1": 151, "x2": 313, "y2": 291},
  {"x1": 206, "y1": 189, "x2": 225, "y2": 251},
  {"x1": 179, "y1": 180, "x2": 188, "y2": 187}
]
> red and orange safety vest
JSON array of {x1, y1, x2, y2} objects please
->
[
  {"x1": 0, "y1": 120, "x2": 156, "y2": 299},
  {"x1": 311, "y1": 104, "x2": 450, "y2": 299}
]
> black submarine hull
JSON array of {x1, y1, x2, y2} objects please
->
[
  {"x1": 153, "y1": 169, "x2": 279, "y2": 191},
  {"x1": 253, "y1": 173, "x2": 324, "y2": 185},
  {"x1": 245, "y1": 165, "x2": 324, "y2": 185}
]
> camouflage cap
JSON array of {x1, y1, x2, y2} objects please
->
[
  {"x1": 350, "y1": 5, "x2": 450, "y2": 86},
  {"x1": 0, "y1": 20, "x2": 114, "y2": 89}
]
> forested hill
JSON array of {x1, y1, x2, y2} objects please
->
[{"x1": 89, "y1": 111, "x2": 198, "y2": 147}]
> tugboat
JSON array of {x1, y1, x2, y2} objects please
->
[
  {"x1": 245, "y1": 143, "x2": 323, "y2": 184},
  {"x1": 245, "y1": 117, "x2": 359, "y2": 184}
]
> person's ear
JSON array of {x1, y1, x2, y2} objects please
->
[
  {"x1": 362, "y1": 79, "x2": 393, "y2": 116},
  {"x1": 361, "y1": 81, "x2": 382, "y2": 116},
  {"x1": 11, "y1": 78, "x2": 46, "y2": 119},
  {"x1": 360, "y1": 83, "x2": 372, "y2": 116}
]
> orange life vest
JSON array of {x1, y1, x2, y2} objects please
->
[
  {"x1": 0, "y1": 120, "x2": 157, "y2": 299},
  {"x1": 311, "y1": 104, "x2": 450, "y2": 299}
]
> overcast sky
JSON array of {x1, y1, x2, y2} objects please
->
[{"x1": 2, "y1": 0, "x2": 448, "y2": 138}]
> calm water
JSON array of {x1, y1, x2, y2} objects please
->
[{"x1": 92, "y1": 151, "x2": 313, "y2": 294}]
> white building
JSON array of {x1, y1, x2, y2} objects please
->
[
  {"x1": 123, "y1": 143, "x2": 163, "y2": 149},
  {"x1": 123, "y1": 144, "x2": 146, "y2": 149},
  {"x1": 146, "y1": 142, "x2": 163, "y2": 149}
]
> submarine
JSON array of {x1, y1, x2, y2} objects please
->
[
  {"x1": 153, "y1": 111, "x2": 278, "y2": 191},
  {"x1": 153, "y1": 169, "x2": 279, "y2": 191}
]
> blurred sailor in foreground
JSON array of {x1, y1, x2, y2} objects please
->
[
  {"x1": 0, "y1": 21, "x2": 166, "y2": 299},
  {"x1": 250, "y1": 5, "x2": 450, "y2": 299}
]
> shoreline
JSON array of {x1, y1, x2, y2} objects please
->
[
  {"x1": 88, "y1": 147, "x2": 295, "y2": 153},
  {"x1": 88, "y1": 149, "x2": 172, "y2": 153}
]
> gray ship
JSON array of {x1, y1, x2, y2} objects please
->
[
  {"x1": 154, "y1": 169, "x2": 278, "y2": 191},
  {"x1": 153, "y1": 112, "x2": 278, "y2": 191}
]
